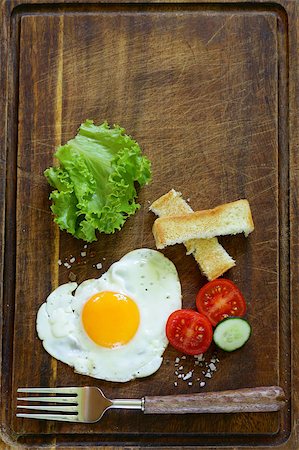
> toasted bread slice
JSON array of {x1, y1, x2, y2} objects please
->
[
  {"x1": 152, "y1": 199, "x2": 254, "y2": 250},
  {"x1": 150, "y1": 189, "x2": 193, "y2": 217},
  {"x1": 150, "y1": 190, "x2": 235, "y2": 280}
]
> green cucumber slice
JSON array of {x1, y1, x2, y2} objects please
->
[{"x1": 213, "y1": 317, "x2": 251, "y2": 352}]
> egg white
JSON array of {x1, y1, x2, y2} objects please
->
[{"x1": 36, "y1": 249, "x2": 181, "y2": 382}]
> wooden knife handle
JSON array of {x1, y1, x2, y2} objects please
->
[{"x1": 143, "y1": 386, "x2": 285, "y2": 414}]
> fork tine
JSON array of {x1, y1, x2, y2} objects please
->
[
  {"x1": 17, "y1": 387, "x2": 78, "y2": 394},
  {"x1": 16, "y1": 413, "x2": 79, "y2": 422},
  {"x1": 17, "y1": 396, "x2": 78, "y2": 404},
  {"x1": 17, "y1": 405, "x2": 77, "y2": 412}
]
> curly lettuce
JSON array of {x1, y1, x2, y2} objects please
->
[{"x1": 45, "y1": 120, "x2": 151, "y2": 242}]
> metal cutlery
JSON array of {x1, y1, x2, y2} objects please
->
[{"x1": 16, "y1": 385, "x2": 285, "y2": 423}]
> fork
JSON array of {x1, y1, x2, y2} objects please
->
[{"x1": 16, "y1": 385, "x2": 285, "y2": 423}]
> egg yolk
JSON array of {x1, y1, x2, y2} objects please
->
[{"x1": 82, "y1": 291, "x2": 140, "y2": 348}]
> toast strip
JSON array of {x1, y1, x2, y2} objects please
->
[
  {"x1": 150, "y1": 190, "x2": 235, "y2": 280},
  {"x1": 152, "y1": 198, "x2": 254, "y2": 250}
]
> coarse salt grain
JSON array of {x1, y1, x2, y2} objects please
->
[
  {"x1": 183, "y1": 371, "x2": 193, "y2": 381},
  {"x1": 209, "y1": 363, "x2": 216, "y2": 371},
  {"x1": 175, "y1": 357, "x2": 180, "y2": 363},
  {"x1": 181, "y1": 355, "x2": 186, "y2": 360},
  {"x1": 200, "y1": 381, "x2": 206, "y2": 387},
  {"x1": 96, "y1": 263, "x2": 102, "y2": 270},
  {"x1": 178, "y1": 366, "x2": 183, "y2": 370},
  {"x1": 81, "y1": 252, "x2": 86, "y2": 257},
  {"x1": 69, "y1": 272, "x2": 77, "y2": 282},
  {"x1": 58, "y1": 259, "x2": 62, "y2": 265},
  {"x1": 174, "y1": 382, "x2": 178, "y2": 387},
  {"x1": 205, "y1": 372, "x2": 212, "y2": 378},
  {"x1": 188, "y1": 382, "x2": 193, "y2": 386},
  {"x1": 70, "y1": 257, "x2": 75, "y2": 264},
  {"x1": 84, "y1": 244, "x2": 87, "y2": 249}
]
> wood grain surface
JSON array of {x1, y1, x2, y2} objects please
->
[
  {"x1": 0, "y1": 0, "x2": 298, "y2": 449},
  {"x1": 143, "y1": 386, "x2": 286, "y2": 414}
]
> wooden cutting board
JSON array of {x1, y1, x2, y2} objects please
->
[{"x1": 1, "y1": 0, "x2": 299, "y2": 448}]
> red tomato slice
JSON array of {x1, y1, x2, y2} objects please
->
[
  {"x1": 166, "y1": 309, "x2": 213, "y2": 355},
  {"x1": 196, "y1": 278, "x2": 246, "y2": 327}
]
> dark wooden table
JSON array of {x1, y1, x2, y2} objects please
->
[{"x1": 1, "y1": 0, "x2": 298, "y2": 448}]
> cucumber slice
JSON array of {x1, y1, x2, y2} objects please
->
[{"x1": 213, "y1": 317, "x2": 251, "y2": 352}]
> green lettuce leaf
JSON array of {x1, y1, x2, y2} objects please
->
[{"x1": 44, "y1": 120, "x2": 151, "y2": 242}]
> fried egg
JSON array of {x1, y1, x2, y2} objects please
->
[{"x1": 36, "y1": 249, "x2": 181, "y2": 382}]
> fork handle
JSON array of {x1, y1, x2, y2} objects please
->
[{"x1": 143, "y1": 386, "x2": 285, "y2": 414}]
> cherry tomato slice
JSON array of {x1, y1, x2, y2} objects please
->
[
  {"x1": 166, "y1": 309, "x2": 213, "y2": 355},
  {"x1": 196, "y1": 278, "x2": 246, "y2": 327}
]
